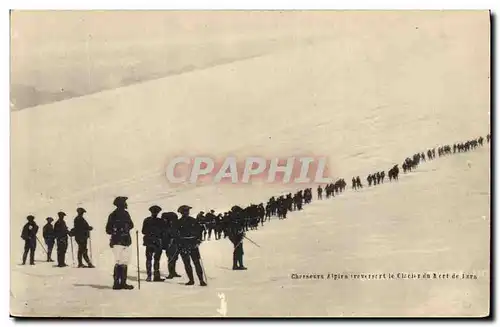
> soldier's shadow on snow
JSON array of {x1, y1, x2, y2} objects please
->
[{"x1": 73, "y1": 283, "x2": 113, "y2": 290}]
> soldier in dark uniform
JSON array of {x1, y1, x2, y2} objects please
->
[
  {"x1": 367, "y1": 174, "x2": 373, "y2": 186},
  {"x1": 162, "y1": 211, "x2": 182, "y2": 279},
  {"x1": 106, "y1": 196, "x2": 134, "y2": 290},
  {"x1": 215, "y1": 214, "x2": 223, "y2": 240},
  {"x1": 142, "y1": 205, "x2": 165, "y2": 282},
  {"x1": 21, "y1": 215, "x2": 39, "y2": 265},
  {"x1": 71, "y1": 208, "x2": 94, "y2": 268},
  {"x1": 356, "y1": 176, "x2": 363, "y2": 188},
  {"x1": 177, "y1": 205, "x2": 207, "y2": 286},
  {"x1": 227, "y1": 206, "x2": 247, "y2": 270},
  {"x1": 196, "y1": 211, "x2": 208, "y2": 241},
  {"x1": 54, "y1": 211, "x2": 69, "y2": 267},
  {"x1": 43, "y1": 217, "x2": 55, "y2": 262},
  {"x1": 317, "y1": 185, "x2": 323, "y2": 200},
  {"x1": 222, "y1": 212, "x2": 231, "y2": 238},
  {"x1": 205, "y1": 210, "x2": 217, "y2": 240}
]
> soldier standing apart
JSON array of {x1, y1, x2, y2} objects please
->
[
  {"x1": 21, "y1": 215, "x2": 39, "y2": 265},
  {"x1": 162, "y1": 211, "x2": 182, "y2": 279},
  {"x1": 71, "y1": 208, "x2": 95, "y2": 268},
  {"x1": 43, "y1": 217, "x2": 55, "y2": 262},
  {"x1": 106, "y1": 196, "x2": 134, "y2": 290},
  {"x1": 227, "y1": 206, "x2": 247, "y2": 270},
  {"x1": 142, "y1": 205, "x2": 165, "y2": 282},
  {"x1": 54, "y1": 211, "x2": 70, "y2": 267},
  {"x1": 177, "y1": 205, "x2": 207, "y2": 286}
]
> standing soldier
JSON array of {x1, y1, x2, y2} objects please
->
[
  {"x1": 317, "y1": 185, "x2": 323, "y2": 200},
  {"x1": 227, "y1": 206, "x2": 247, "y2": 270},
  {"x1": 106, "y1": 196, "x2": 134, "y2": 290},
  {"x1": 21, "y1": 215, "x2": 39, "y2": 265},
  {"x1": 177, "y1": 205, "x2": 207, "y2": 286},
  {"x1": 54, "y1": 211, "x2": 70, "y2": 267},
  {"x1": 162, "y1": 211, "x2": 182, "y2": 279},
  {"x1": 142, "y1": 205, "x2": 165, "y2": 282},
  {"x1": 71, "y1": 208, "x2": 95, "y2": 268},
  {"x1": 43, "y1": 217, "x2": 55, "y2": 262},
  {"x1": 205, "y1": 210, "x2": 217, "y2": 241}
]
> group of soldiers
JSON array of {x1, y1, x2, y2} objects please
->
[
  {"x1": 367, "y1": 171, "x2": 386, "y2": 186},
  {"x1": 320, "y1": 179, "x2": 347, "y2": 199},
  {"x1": 20, "y1": 209, "x2": 94, "y2": 268},
  {"x1": 139, "y1": 201, "x2": 250, "y2": 288},
  {"x1": 20, "y1": 133, "x2": 490, "y2": 290}
]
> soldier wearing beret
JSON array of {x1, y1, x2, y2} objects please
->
[
  {"x1": 142, "y1": 205, "x2": 165, "y2": 282},
  {"x1": 177, "y1": 205, "x2": 207, "y2": 286},
  {"x1": 54, "y1": 211, "x2": 70, "y2": 267},
  {"x1": 21, "y1": 215, "x2": 39, "y2": 265},
  {"x1": 161, "y1": 211, "x2": 182, "y2": 279},
  {"x1": 43, "y1": 217, "x2": 55, "y2": 262},
  {"x1": 71, "y1": 207, "x2": 94, "y2": 268},
  {"x1": 106, "y1": 196, "x2": 134, "y2": 290},
  {"x1": 227, "y1": 206, "x2": 247, "y2": 270}
]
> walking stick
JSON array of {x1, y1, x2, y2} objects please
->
[
  {"x1": 135, "y1": 231, "x2": 140, "y2": 290},
  {"x1": 199, "y1": 255, "x2": 208, "y2": 286},
  {"x1": 244, "y1": 235, "x2": 261, "y2": 248},
  {"x1": 69, "y1": 236, "x2": 75, "y2": 267},
  {"x1": 89, "y1": 232, "x2": 93, "y2": 262},
  {"x1": 35, "y1": 236, "x2": 47, "y2": 254}
]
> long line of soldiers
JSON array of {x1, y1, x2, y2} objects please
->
[
  {"x1": 20, "y1": 133, "x2": 490, "y2": 290},
  {"x1": 367, "y1": 134, "x2": 489, "y2": 188}
]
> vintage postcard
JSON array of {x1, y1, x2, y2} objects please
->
[{"x1": 10, "y1": 10, "x2": 490, "y2": 317}]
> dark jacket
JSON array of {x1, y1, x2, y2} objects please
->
[
  {"x1": 106, "y1": 209, "x2": 134, "y2": 247},
  {"x1": 162, "y1": 219, "x2": 179, "y2": 251},
  {"x1": 227, "y1": 212, "x2": 245, "y2": 246},
  {"x1": 177, "y1": 215, "x2": 202, "y2": 250},
  {"x1": 142, "y1": 216, "x2": 165, "y2": 248},
  {"x1": 54, "y1": 219, "x2": 69, "y2": 240},
  {"x1": 43, "y1": 223, "x2": 55, "y2": 241},
  {"x1": 72, "y1": 215, "x2": 93, "y2": 242},
  {"x1": 21, "y1": 222, "x2": 39, "y2": 241}
]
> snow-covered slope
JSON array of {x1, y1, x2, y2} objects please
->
[{"x1": 10, "y1": 11, "x2": 490, "y2": 317}]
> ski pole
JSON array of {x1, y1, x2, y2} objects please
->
[
  {"x1": 135, "y1": 231, "x2": 140, "y2": 290},
  {"x1": 244, "y1": 235, "x2": 261, "y2": 248},
  {"x1": 89, "y1": 232, "x2": 93, "y2": 262},
  {"x1": 35, "y1": 236, "x2": 47, "y2": 254},
  {"x1": 69, "y1": 236, "x2": 75, "y2": 267},
  {"x1": 199, "y1": 255, "x2": 208, "y2": 285}
]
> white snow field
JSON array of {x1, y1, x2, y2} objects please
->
[{"x1": 10, "y1": 11, "x2": 490, "y2": 317}]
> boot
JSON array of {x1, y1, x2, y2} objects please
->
[
  {"x1": 22, "y1": 251, "x2": 28, "y2": 265},
  {"x1": 184, "y1": 268, "x2": 195, "y2": 285},
  {"x1": 146, "y1": 260, "x2": 152, "y2": 282},
  {"x1": 153, "y1": 271, "x2": 165, "y2": 282},
  {"x1": 232, "y1": 255, "x2": 238, "y2": 270},
  {"x1": 83, "y1": 253, "x2": 94, "y2": 268},
  {"x1": 112, "y1": 264, "x2": 121, "y2": 290},
  {"x1": 165, "y1": 260, "x2": 181, "y2": 279},
  {"x1": 120, "y1": 265, "x2": 134, "y2": 290},
  {"x1": 77, "y1": 253, "x2": 84, "y2": 268},
  {"x1": 237, "y1": 254, "x2": 247, "y2": 270},
  {"x1": 196, "y1": 267, "x2": 206, "y2": 286}
]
